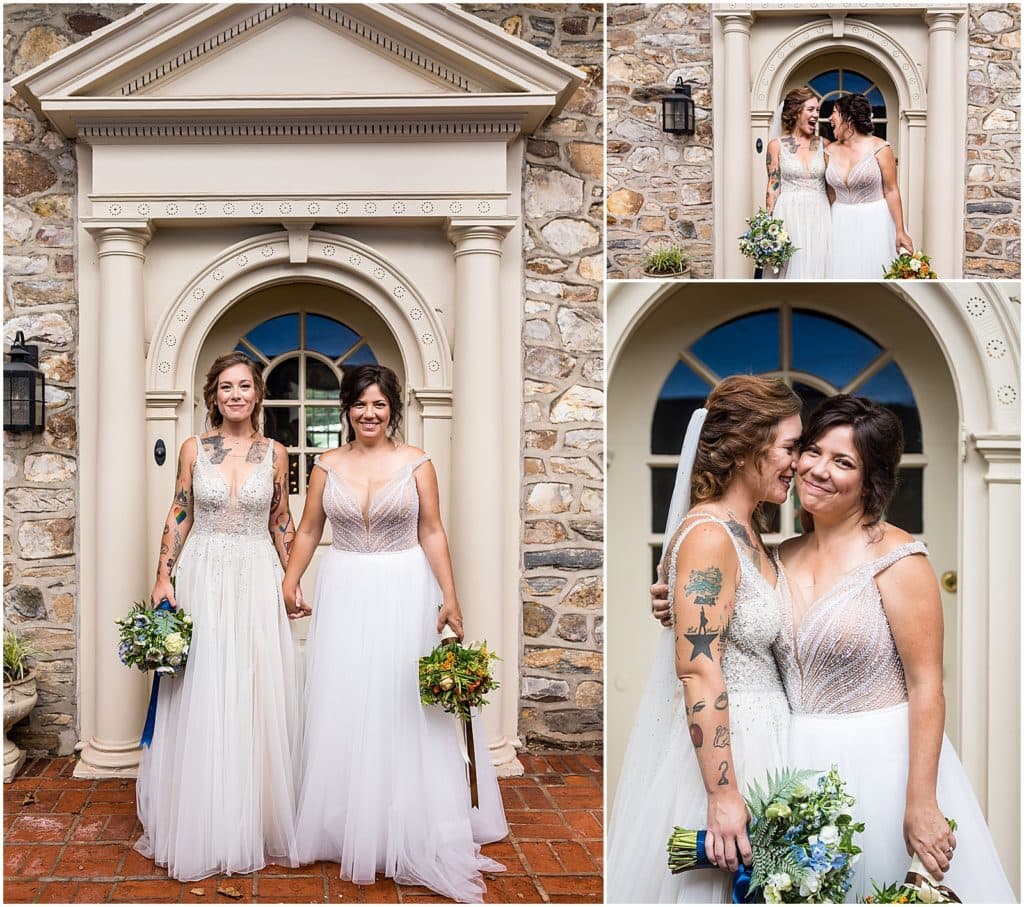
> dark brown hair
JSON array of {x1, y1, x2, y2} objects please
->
[
  {"x1": 339, "y1": 364, "x2": 404, "y2": 442},
  {"x1": 801, "y1": 394, "x2": 903, "y2": 525},
  {"x1": 692, "y1": 375, "x2": 802, "y2": 508},
  {"x1": 202, "y1": 352, "x2": 264, "y2": 432},
  {"x1": 834, "y1": 93, "x2": 874, "y2": 135},
  {"x1": 781, "y1": 87, "x2": 817, "y2": 134}
]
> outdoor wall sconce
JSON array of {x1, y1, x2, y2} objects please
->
[
  {"x1": 4, "y1": 331, "x2": 45, "y2": 432},
  {"x1": 662, "y1": 78, "x2": 696, "y2": 135}
]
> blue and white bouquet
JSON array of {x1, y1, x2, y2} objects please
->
[
  {"x1": 738, "y1": 208, "x2": 797, "y2": 275},
  {"x1": 667, "y1": 766, "x2": 863, "y2": 903},
  {"x1": 116, "y1": 599, "x2": 192, "y2": 746}
]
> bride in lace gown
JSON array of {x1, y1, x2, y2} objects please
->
[
  {"x1": 282, "y1": 364, "x2": 506, "y2": 904},
  {"x1": 608, "y1": 376, "x2": 803, "y2": 903},
  {"x1": 763, "y1": 87, "x2": 831, "y2": 279},
  {"x1": 826, "y1": 93, "x2": 914, "y2": 279},
  {"x1": 774, "y1": 396, "x2": 1014, "y2": 902},
  {"x1": 136, "y1": 353, "x2": 303, "y2": 881}
]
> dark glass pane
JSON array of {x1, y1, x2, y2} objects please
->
[
  {"x1": 651, "y1": 466, "x2": 679, "y2": 534},
  {"x1": 762, "y1": 502, "x2": 781, "y2": 534},
  {"x1": 266, "y1": 358, "x2": 299, "y2": 400},
  {"x1": 856, "y1": 361, "x2": 922, "y2": 453},
  {"x1": 306, "y1": 358, "x2": 339, "y2": 400},
  {"x1": 886, "y1": 467, "x2": 923, "y2": 534},
  {"x1": 874, "y1": 122, "x2": 887, "y2": 141},
  {"x1": 307, "y1": 315, "x2": 360, "y2": 359},
  {"x1": 305, "y1": 453, "x2": 318, "y2": 487},
  {"x1": 652, "y1": 361, "x2": 711, "y2": 455},
  {"x1": 651, "y1": 545, "x2": 663, "y2": 584},
  {"x1": 793, "y1": 381, "x2": 829, "y2": 428},
  {"x1": 843, "y1": 71, "x2": 872, "y2": 95},
  {"x1": 691, "y1": 311, "x2": 780, "y2": 378},
  {"x1": 287, "y1": 453, "x2": 301, "y2": 495},
  {"x1": 866, "y1": 87, "x2": 884, "y2": 106},
  {"x1": 343, "y1": 344, "x2": 378, "y2": 366},
  {"x1": 306, "y1": 406, "x2": 341, "y2": 449},
  {"x1": 264, "y1": 406, "x2": 299, "y2": 447},
  {"x1": 792, "y1": 310, "x2": 881, "y2": 390},
  {"x1": 809, "y1": 71, "x2": 839, "y2": 95},
  {"x1": 245, "y1": 314, "x2": 298, "y2": 359}
]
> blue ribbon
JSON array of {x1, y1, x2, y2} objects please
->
[
  {"x1": 695, "y1": 830, "x2": 709, "y2": 865},
  {"x1": 731, "y1": 862, "x2": 755, "y2": 903},
  {"x1": 139, "y1": 599, "x2": 174, "y2": 748}
]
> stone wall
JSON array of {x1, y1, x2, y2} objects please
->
[
  {"x1": 462, "y1": 4, "x2": 605, "y2": 750},
  {"x1": 4, "y1": 5, "x2": 136, "y2": 756},
  {"x1": 964, "y1": 4, "x2": 1021, "y2": 279},
  {"x1": 605, "y1": 3, "x2": 713, "y2": 279}
]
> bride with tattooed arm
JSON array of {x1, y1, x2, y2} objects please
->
[
  {"x1": 608, "y1": 375, "x2": 802, "y2": 902},
  {"x1": 135, "y1": 351, "x2": 308, "y2": 881}
]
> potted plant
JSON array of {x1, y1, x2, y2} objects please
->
[
  {"x1": 642, "y1": 244, "x2": 690, "y2": 279},
  {"x1": 4, "y1": 629, "x2": 40, "y2": 783}
]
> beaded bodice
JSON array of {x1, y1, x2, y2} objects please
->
[
  {"x1": 778, "y1": 138, "x2": 827, "y2": 195},
  {"x1": 190, "y1": 435, "x2": 274, "y2": 537},
  {"x1": 826, "y1": 142, "x2": 888, "y2": 205},
  {"x1": 317, "y1": 454, "x2": 429, "y2": 553},
  {"x1": 666, "y1": 515, "x2": 785, "y2": 694},
  {"x1": 772, "y1": 541, "x2": 926, "y2": 714}
]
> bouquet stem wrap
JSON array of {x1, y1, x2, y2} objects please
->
[
  {"x1": 667, "y1": 827, "x2": 753, "y2": 903},
  {"x1": 139, "y1": 599, "x2": 175, "y2": 748},
  {"x1": 442, "y1": 634, "x2": 479, "y2": 808},
  {"x1": 905, "y1": 855, "x2": 962, "y2": 903}
]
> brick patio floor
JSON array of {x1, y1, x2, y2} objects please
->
[{"x1": 3, "y1": 752, "x2": 602, "y2": 904}]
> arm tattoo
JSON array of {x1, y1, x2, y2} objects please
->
[
  {"x1": 689, "y1": 724, "x2": 704, "y2": 749},
  {"x1": 717, "y1": 761, "x2": 730, "y2": 786},
  {"x1": 683, "y1": 623, "x2": 720, "y2": 661},
  {"x1": 682, "y1": 566, "x2": 724, "y2": 661},
  {"x1": 246, "y1": 439, "x2": 269, "y2": 464},
  {"x1": 691, "y1": 699, "x2": 706, "y2": 714},
  {"x1": 714, "y1": 691, "x2": 729, "y2": 710},
  {"x1": 270, "y1": 478, "x2": 282, "y2": 511},
  {"x1": 781, "y1": 135, "x2": 798, "y2": 154},
  {"x1": 713, "y1": 725, "x2": 730, "y2": 748},
  {"x1": 202, "y1": 435, "x2": 228, "y2": 464}
]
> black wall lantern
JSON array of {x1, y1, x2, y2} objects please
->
[
  {"x1": 662, "y1": 77, "x2": 696, "y2": 135},
  {"x1": 4, "y1": 331, "x2": 45, "y2": 432}
]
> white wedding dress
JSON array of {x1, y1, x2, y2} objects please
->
[
  {"x1": 608, "y1": 514, "x2": 790, "y2": 903},
  {"x1": 826, "y1": 142, "x2": 897, "y2": 279},
  {"x1": 765, "y1": 138, "x2": 830, "y2": 280},
  {"x1": 774, "y1": 542, "x2": 1016, "y2": 902},
  {"x1": 294, "y1": 454, "x2": 507, "y2": 904},
  {"x1": 135, "y1": 437, "x2": 301, "y2": 881}
]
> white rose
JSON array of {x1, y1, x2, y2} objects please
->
[
  {"x1": 779, "y1": 230, "x2": 789, "y2": 243},
  {"x1": 768, "y1": 224, "x2": 779, "y2": 237},
  {"x1": 799, "y1": 873, "x2": 821, "y2": 897},
  {"x1": 910, "y1": 258, "x2": 922, "y2": 271},
  {"x1": 818, "y1": 825, "x2": 839, "y2": 845},
  {"x1": 163, "y1": 632, "x2": 185, "y2": 655},
  {"x1": 768, "y1": 873, "x2": 792, "y2": 892}
]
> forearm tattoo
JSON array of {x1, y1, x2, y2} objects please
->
[
  {"x1": 159, "y1": 455, "x2": 190, "y2": 578},
  {"x1": 766, "y1": 147, "x2": 781, "y2": 201}
]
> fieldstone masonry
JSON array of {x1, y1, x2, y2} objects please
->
[
  {"x1": 605, "y1": 3, "x2": 714, "y2": 279},
  {"x1": 965, "y1": 4, "x2": 1021, "y2": 279},
  {"x1": 465, "y1": 4, "x2": 604, "y2": 750},
  {"x1": 5, "y1": 3, "x2": 604, "y2": 755}
]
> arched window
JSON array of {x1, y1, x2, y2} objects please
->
[
  {"x1": 236, "y1": 313, "x2": 377, "y2": 494},
  {"x1": 649, "y1": 308, "x2": 923, "y2": 575},
  {"x1": 808, "y1": 68, "x2": 888, "y2": 141}
]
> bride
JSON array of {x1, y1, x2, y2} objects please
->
[
  {"x1": 608, "y1": 375, "x2": 802, "y2": 902},
  {"x1": 763, "y1": 87, "x2": 831, "y2": 280},
  {"x1": 282, "y1": 364, "x2": 507, "y2": 903}
]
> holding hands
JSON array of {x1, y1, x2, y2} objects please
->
[{"x1": 282, "y1": 582, "x2": 313, "y2": 620}]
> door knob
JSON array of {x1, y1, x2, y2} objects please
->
[{"x1": 940, "y1": 570, "x2": 957, "y2": 594}]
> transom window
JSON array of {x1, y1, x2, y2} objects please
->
[
  {"x1": 649, "y1": 308, "x2": 923, "y2": 577},
  {"x1": 236, "y1": 312, "x2": 377, "y2": 494},
  {"x1": 808, "y1": 68, "x2": 887, "y2": 141}
]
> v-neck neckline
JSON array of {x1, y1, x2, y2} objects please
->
[
  {"x1": 322, "y1": 460, "x2": 416, "y2": 530},
  {"x1": 198, "y1": 436, "x2": 268, "y2": 503},
  {"x1": 782, "y1": 137, "x2": 819, "y2": 177},
  {"x1": 830, "y1": 144, "x2": 882, "y2": 188}
]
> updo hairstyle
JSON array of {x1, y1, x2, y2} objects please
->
[
  {"x1": 833, "y1": 93, "x2": 874, "y2": 135},
  {"x1": 780, "y1": 86, "x2": 817, "y2": 134}
]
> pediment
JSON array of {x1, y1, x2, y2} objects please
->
[{"x1": 14, "y1": 3, "x2": 582, "y2": 136}]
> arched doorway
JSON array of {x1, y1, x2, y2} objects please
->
[{"x1": 607, "y1": 285, "x2": 960, "y2": 800}]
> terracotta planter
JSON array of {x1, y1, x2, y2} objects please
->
[{"x1": 4, "y1": 672, "x2": 38, "y2": 783}]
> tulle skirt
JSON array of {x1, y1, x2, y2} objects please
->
[
  {"x1": 790, "y1": 704, "x2": 1016, "y2": 903},
  {"x1": 607, "y1": 631, "x2": 790, "y2": 903},
  {"x1": 765, "y1": 188, "x2": 831, "y2": 280},
  {"x1": 135, "y1": 533, "x2": 302, "y2": 881},
  {"x1": 295, "y1": 545, "x2": 507, "y2": 903},
  {"x1": 828, "y1": 198, "x2": 896, "y2": 279}
]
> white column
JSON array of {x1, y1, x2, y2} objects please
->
[
  {"x1": 445, "y1": 219, "x2": 519, "y2": 772},
  {"x1": 721, "y1": 13, "x2": 754, "y2": 278},
  {"x1": 972, "y1": 433, "x2": 1021, "y2": 895},
  {"x1": 76, "y1": 224, "x2": 153, "y2": 778},
  {"x1": 923, "y1": 11, "x2": 964, "y2": 277}
]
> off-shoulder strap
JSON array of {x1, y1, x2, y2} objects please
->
[
  {"x1": 192, "y1": 435, "x2": 206, "y2": 465},
  {"x1": 868, "y1": 540, "x2": 928, "y2": 576},
  {"x1": 262, "y1": 437, "x2": 274, "y2": 465},
  {"x1": 312, "y1": 453, "x2": 327, "y2": 473},
  {"x1": 408, "y1": 453, "x2": 431, "y2": 472},
  {"x1": 873, "y1": 141, "x2": 892, "y2": 156}
]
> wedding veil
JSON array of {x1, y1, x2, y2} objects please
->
[{"x1": 767, "y1": 101, "x2": 785, "y2": 142}]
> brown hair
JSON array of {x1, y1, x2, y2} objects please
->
[
  {"x1": 339, "y1": 364, "x2": 404, "y2": 442},
  {"x1": 834, "y1": 93, "x2": 874, "y2": 135},
  {"x1": 691, "y1": 375, "x2": 802, "y2": 509},
  {"x1": 801, "y1": 394, "x2": 903, "y2": 526},
  {"x1": 780, "y1": 86, "x2": 818, "y2": 134},
  {"x1": 202, "y1": 352, "x2": 264, "y2": 432}
]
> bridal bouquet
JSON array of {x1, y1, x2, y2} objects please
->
[
  {"x1": 883, "y1": 248, "x2": 937, "y2": 280},
  {"x1": 738, "y1": 208, "x2": 797, "y2": 275},
  {"x1": 863, "y1": 819, "x2": 961, "y2": 904},
  {"x1": 668, "y1": 766, "x2": 863, "y2": 902},
  {"x1": 116, "y1": 599, "x2": 192, "y2": 746},
  {"x1": 419, "y1": 639, "x2": 499, "y2": 722}
]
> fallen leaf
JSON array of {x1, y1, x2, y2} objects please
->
[
  {"x1": 21, "y1": 791, "x2": 37, "y2": 805},
  {"x1": 216, "y1": 885, "x2": 243, "y2": 900},
  {"x1": 189, "y1": 888, "x2": 206, "y2": 897}
]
